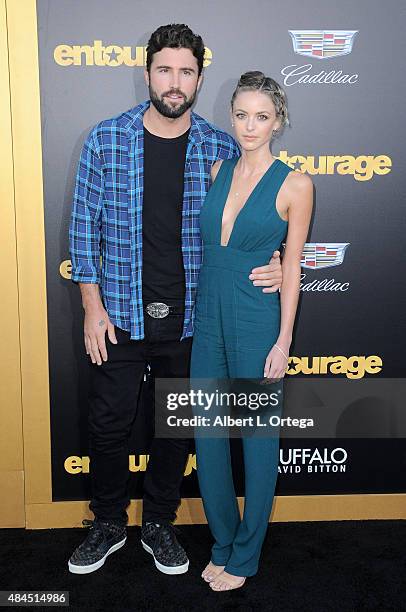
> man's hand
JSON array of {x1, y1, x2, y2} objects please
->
[
  {"x1": 84, "y1": 306, "x2": 117, "y2": 365},
  {"x1": 79, "y1": 283, "x2": 118, "y2": 365},
  {"x1": 249, "y1": 250, "x2": 283, "y2": 293}
]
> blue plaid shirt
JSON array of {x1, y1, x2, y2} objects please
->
[{"x1": 69, "y1": 100, "x2": 239, "y2": 340}]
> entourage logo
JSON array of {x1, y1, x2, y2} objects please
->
[
  {"x1": 282, "y1": 30, "x2": 359, "y2": 86},
  {"x1": 286, "y1": 355, "x2": 382, "y2": 379},
  {"x1": 54, "y1": 40, "x2": 213, "y2": 67},
  {"x1": 277, "y1": 151, "x2": 392, "y2": 181},
  {"x1": 65, "y1": 453, "x2": 197, "y2": 476},
  {"x1": 279, "y1": 447, "x2": 347, "y2": 474}
]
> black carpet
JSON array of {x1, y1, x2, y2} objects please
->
[{"x1": 1, "y1": 521, "x2": 405, "y2": 611}]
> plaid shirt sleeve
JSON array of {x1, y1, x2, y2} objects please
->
[
  {"x1": 220, "y1": 136, "x2": 240, "y2": 160},
  {"x1": 69, "y1": 128, "x2": 103, "y2": 284}
]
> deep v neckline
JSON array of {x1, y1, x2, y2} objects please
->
[{"x1": 219, "y1": 157, "x2": 280, "y2": 248}]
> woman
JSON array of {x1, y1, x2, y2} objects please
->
[{"x1": 190, "y1": 71, "x2": 313, "y2": 591}]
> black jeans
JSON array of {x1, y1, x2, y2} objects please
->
[{"x1": 87, "y1": 311, "x2": 192, "y2": 526}]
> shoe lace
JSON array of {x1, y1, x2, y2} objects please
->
[
  {"x1": 155, "y1": 523, "x2": 181, "y2": 549},
  {"x1": 76, "y1": 519, "x2": 102, "y2": 549},
  {"x1": 82, "y1": 518, "x2": 113, "y2": 547}
]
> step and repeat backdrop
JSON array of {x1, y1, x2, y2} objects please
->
[{"x1": 35, "y1": 0, "x2": 406, "y2": 504}]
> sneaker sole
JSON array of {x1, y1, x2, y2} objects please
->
[
  {"x1": 68, "y1": 536, "x2": 127, "y2": 574},
  {"x1": 141, "y1": 540, "x2": 189, "y2": 575}
]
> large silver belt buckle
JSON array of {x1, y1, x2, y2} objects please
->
[{"x1": 146, "y1": 302, "x2": 170, "y2": 318}]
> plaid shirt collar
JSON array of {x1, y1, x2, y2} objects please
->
[{"x1": 119, "y1": 99, "x2": 212, "y2": 146}]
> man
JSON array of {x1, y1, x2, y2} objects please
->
[{"x1": 68, "y1": 24, "x2": 283, "y2": 576}]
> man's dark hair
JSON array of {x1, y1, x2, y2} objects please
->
[{"x1": 146, "y1": 24, "x2": 205, "y2": 75}]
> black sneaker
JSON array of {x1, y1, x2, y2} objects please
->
[
  {"x1": 68, "y1": 518, "x2": 127, "y2": 574},
  {"x1": 141, "y1": 522, "x2": 189, "y2": 575}
]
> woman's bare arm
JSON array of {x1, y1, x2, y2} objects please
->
[{"x1": 264, "y1": 170, "x2": 313, "y2": 378}]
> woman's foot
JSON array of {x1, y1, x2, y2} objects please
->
[
  {"x1": 209, "y1": 570, "x2": 246, "y2": 591},
  {"x1": 201, "y1": 561, "x2": 225, "y2": 582}
]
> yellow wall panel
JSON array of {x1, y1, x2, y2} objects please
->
[
  {"x1": 0, "y1": 471, "x2": 25, "y2": 527},
  {"x1": 6, "y1": 0, "x2": 52, "y2": 508},
  {"x1": 25, "y1": 494, "x2": 406, "y2": 530},
  {"x1": 0, "y1": 0, "x2": 25, "y2": 526}
]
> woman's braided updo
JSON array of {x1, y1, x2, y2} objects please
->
[{"x1": 231, "y1": 71, "x2": 289, "y2": 131}]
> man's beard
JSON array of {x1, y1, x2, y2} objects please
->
[{"x1": 149, "y1": 85, "x2": 197, "y2": 118}]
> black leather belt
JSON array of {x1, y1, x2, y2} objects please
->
[{"x1": 144, "y1": 301, "x2": 184, "y2": 318}]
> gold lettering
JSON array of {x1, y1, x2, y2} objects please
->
[
  {"x1": 326, "y1": 155, "x2": 341, "y2": 174},
  {"x1": 374, "y1": 155, "x2": 392, "y2": 177},
  {"x1": 301, "y1": 155, "x2": 316, "y2": 174},
  {"x1": 94, "y1": 40, "x2": 105, "y2": 66},
  {"x1": 300, "y1": 356, "x2": 318, "y2": 375},
  {"x1": 121, "y1": 45, "x2": 144, "y2": 67},
  {"x1": 72, "y1": 45, "x2": 94, "y2": 66},
  {"x1": 54, "y1": 44, "x2": 73, "y2": 66},
  {"x1": 184, "y1": 453, "x2": 196, "y2": 476},
  {"x1": 64, "y1": 456, "x2": 83, "y2": 474},
  {"x1": 203, "y1": 47, "x2": 213, "y2": 68},
  {"x1": 329, "y1": 356, "x2": 348, "y2": 376},
  {"x1": 319, "y1": 356, "x2": 336, "y2": 374},
  {"x1": 303, "y1": 155, "x2": 327, "y2": 175},
  {"x1": 291, "y1": 155, "x2": 307, "y2": 172},
  {"x1": 64, "y1": 454, "x2": 198, "y2": 476},
  {"x1": 104, "y1": 45, "x2": 124, "y2": 67},
  {"x1": 54, "y1": 42, "x2": 213, "y2": 68},
  {"x1": 59, "y1": 259, "x2": 72, "y2": 279},
  {"x1": 345, "y1": 355, "x2": 365, "y2": 379},
  {"x1": 277, "y1": 152, "x2": 392, "y2": 181},
  {"x1": 287, "y1": 355, "x2": 383, "y2": 378},
  {"x1": 353, "y1": 155, "x2": 374, "y2": 182},
  {"x1": 365, "y1": 355, "x2": 383, "y2": 375},
  {"x1": 277, "y1": 150, "x2": 290, "y2": 165},
  {"x1": 335, "y1": 155, "x2": 354, "y2": 176},
  {"x1": 129, "y1": 454, "x2": 149, "y2": 472},
  {"x1": 287, "y1": 356, "x2": 301, "y2": 375}
]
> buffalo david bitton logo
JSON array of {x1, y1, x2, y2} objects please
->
[
  {"x1": 279, "y1": 447, "x2": 348, "y2": 474},
  {"x1": 282, "y1": 29, "x2": 359, "y2": 86},
  {"x1": 54, "y1": 40, "x2": 212, "y2": 67}
]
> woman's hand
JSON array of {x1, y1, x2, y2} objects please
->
[{"x1": 263, "y1": 343, "x2": 289, "y2": 381}]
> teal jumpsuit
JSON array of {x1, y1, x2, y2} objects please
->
[{"x1": 190, "y1": 157, "x2": 291, "y2": 577}]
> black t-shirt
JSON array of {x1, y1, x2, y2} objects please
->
[{"x1": 142, "y1": 126, "x2": 190, "y2": 305}]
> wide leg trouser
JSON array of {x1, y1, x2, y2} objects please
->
[
  {"x1": 191, "y1": 336, "x2": 281, "y2": 578},
  {"x1": 191, "y1": 248, "x2": 283, "y2": 576}
]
